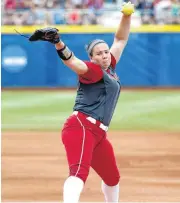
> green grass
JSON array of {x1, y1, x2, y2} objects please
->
[{"x1": 2, "y1": 90, "x2": 180, "y2": 132}]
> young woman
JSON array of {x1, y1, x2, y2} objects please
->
[{"x1": 29, "y1": 2, "x2": 134, "y2": 202}]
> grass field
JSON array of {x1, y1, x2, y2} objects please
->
[{"x1": 2, "y1": 89, "x2": 180, "y2": 132}]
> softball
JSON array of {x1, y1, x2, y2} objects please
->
[{"x1": 121, "y1": 2, "x2": 134, "y2": 16}]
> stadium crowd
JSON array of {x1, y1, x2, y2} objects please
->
[{"x1": 2, "y1": 0, "x2": 180, "y2": 25}]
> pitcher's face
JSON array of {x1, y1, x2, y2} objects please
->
[{"x1": 91, "y1": 43, "x2": 111, "y2": 70}]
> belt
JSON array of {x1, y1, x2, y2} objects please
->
[{"x1": 73, "y1": 111, "x2": 108, "y2": 132}]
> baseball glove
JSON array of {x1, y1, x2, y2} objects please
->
[{"x1": 29, "y1": 27, "x2": 60, "y2": 44}]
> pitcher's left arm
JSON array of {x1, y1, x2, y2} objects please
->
[{"x1": 110, "y1": 2, "x2": 134, "y2": 63}]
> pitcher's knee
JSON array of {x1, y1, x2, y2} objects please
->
[
  {"x1": 69, "y1": 164, "x2": 90, "y2": 183},
  {"x1": 103, "y1": 172, "x2": 120, "y2": 186}
]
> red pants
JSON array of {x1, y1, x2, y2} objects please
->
[{"x1": 61, "y1": 111, "x2": 120, "y2": 186}]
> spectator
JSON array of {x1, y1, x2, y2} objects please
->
[
  {"x1": 154, "y1": 0, "x2": 172, "y2": 24},
  {"x1": 136, "y1": 0, "x2": 155, "y2": 24},
  {"x1": 85, "y1": 0, "x2": 104, "y2": 9},
  {"x1": 5, "y1": 0, "x2": 16, "y2": 10},
  {"x1": 171, "y1": 0, "x2": 180, "y2": 24},
  {"x1": 81, "y1": 10, "x2": 98, "y2": 24},
  {"x1": 2, "y1": 12, "x2": 14, "y2": 24},
  {"x1": 12, "y1": 13, "x2": 26, "y2": 25},
  {"x1": 65, "y1": 7, "x2": 82, "y2": 24},
  {"x1": 52, "y1": 9, "x2": 66, "y2": 24},
  {"x1": 2, "y1": 0, "x2": 180, "y2": 25}
]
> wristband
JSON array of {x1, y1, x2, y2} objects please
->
[{"x1": 57, "y1": 45, "x2": 73, "y2": 60}]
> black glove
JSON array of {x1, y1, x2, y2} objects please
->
[{"x1": 29, "y1": 27, "x2": 60, "y2": 44}]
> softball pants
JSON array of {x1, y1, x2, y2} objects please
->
[{"x1": 61, "y1": 111, "x2": 120, "y2": 186}]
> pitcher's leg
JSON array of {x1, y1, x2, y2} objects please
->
[
  {"x1": 91, "y1": 137, "x2": 120, "y2": 202},
  {"x1": 63, "y1": 176, "x2": 84, "y2": 203},
  {"x1": 101, "y1": 181, "x2": 119, "y2": 202},
  {"x1": 62, "y1": 124, "x2": 95, "y2": 203}
]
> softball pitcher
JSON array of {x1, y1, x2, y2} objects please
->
[{"x1": 28, "y1": 2, "x2": 134, "y2": 202}]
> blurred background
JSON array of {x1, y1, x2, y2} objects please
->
[{"x1": 2, "y1": 0, "x2": 180, "y2": 25}]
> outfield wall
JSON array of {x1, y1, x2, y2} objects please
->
[{"x1": 2, "y1": 25, "x2": 180, "y2": 88}]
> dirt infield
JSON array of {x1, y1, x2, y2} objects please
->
[{"x1": 2, "y1": 131, "x2": 180, "y2": 202}]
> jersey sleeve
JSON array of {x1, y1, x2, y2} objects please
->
[
  {"x1": 111, "y1": 53, "x2": 117, "y2": 69},
  {"x1": 78, "y1": 61, "x2": 103, "y2": 84}
]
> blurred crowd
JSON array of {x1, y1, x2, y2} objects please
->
[{"x1": 2, "y1": 0, "x2": 180, "y2": 25}]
